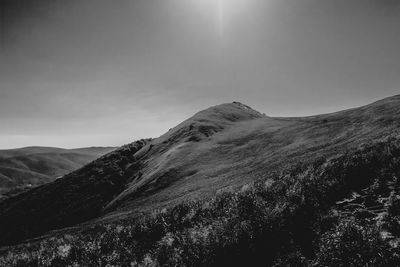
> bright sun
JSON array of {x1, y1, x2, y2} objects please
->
[{"x1": 186, "y1": 0, "x2": 249, "y2": 37}]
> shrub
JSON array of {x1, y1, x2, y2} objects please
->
[
  {"x1": 3, "y1": 137, "x2": 400, "y2": 266},
  {"x1": 312, "y1": 219, "x2": 400, "y2": 266}
]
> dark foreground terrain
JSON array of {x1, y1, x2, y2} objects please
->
[{"x1": 2, "y1": 96, "x2": 400, "y2": 266}]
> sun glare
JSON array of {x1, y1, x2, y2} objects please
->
[{"x1": 185, "y1": 0, "x2": 250, "y2": 37}]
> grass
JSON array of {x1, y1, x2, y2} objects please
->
[
  {"x1": 2, "y1": 136, "x2": 400, "y2": 266},
  {"x1": 2, "y1": 97, "x2": 400, "y2": 265}
]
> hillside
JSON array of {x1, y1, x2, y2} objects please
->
[
  {"x1": 1, "y1": 96, "x2": 400, "y2": 265},
  {"x1": 0, "y1": 147, "x2": 116, "y2": 199}
]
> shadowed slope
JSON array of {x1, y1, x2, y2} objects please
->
[
  {"x1": 0, "y1": 141, "x2": 148, "y2": 245},
  {"x1": 1, "y1": 96, "x2": 400, "y2": 246},
  {"x1": 104, "y1": 97, "x2": 400, "y2": 218}
]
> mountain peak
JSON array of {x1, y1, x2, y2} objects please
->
[
  {"x1": 192, "y1": 101, "x2": 265, "y2": 122},
  {"x1": 157, "y1": 102, "x2": 264, "y2": 144},
  {"x1": 3, "y1": 95, "x2": 400, "y2": 249}
]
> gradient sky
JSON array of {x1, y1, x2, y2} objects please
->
[{"x1": 1, "y1": 0, "x2": 400, "y2": 149}]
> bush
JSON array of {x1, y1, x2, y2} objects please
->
[
  {"x1": 3, "y1": 137, "x2": 400, "y2": 266},
  {"x1": 313, "y1": 219, "x2": 400, "y2": 266}
]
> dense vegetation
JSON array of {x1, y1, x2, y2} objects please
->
[
  {"x1": 2, "y1": 136, "x2": 400, "y2": 266},
  {"x1": 3, "y1": 98, "x2": 400, "y2": 253}
]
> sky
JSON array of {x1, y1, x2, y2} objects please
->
[{"x1": 1, "y1": 0, "x2": 400, "y2": 149}]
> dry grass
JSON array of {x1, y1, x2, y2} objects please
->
[{"x1": 1, "y1": 96, "x2": 400, "y2": 248}]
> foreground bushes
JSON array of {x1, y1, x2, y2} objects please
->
[
  {"x1": 313, "y1": 219, "x2": 400, "y2": 266},
  {"x1": 2, "y1": 137, "x2": 400, "y2": 266}
]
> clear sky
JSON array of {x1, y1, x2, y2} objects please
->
[{"x1": 1, "y1": 0, "x2": 400, "y2": 149}]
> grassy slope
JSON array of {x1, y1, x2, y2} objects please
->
[
  {"x1": 0, "y1": 141, "x2": 149, "y2": 246},
  {"x1": 1, "y1": 96, "x2": 400, "y2": 247},
  {"x1": 2, "y1": 137, "x2": 400, "y2": 266},
  {"x1": 103, "y1": 95, "x2": 400, "y2": 219}
]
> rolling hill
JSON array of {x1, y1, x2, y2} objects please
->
[
  {"x1": 2, "y1": 96, "x2": 400, "y2": 265},
  {"x1": 0, "y1": 147, "x2": 116, "y2": 199}
]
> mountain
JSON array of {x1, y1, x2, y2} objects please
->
[
  {"x1": 1, "y1": 96, "x2": 400, "y2": 266},
  {"x1": 0, "y1": 147, "x2": 116, "y2": 199}
]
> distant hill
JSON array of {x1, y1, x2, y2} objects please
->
[
  {"x1": 0, "y1": 147, "x2": 116, "y2": 199},
  {"x1": 2, "y1": 96, "x2": 400, "y2": 265}
]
